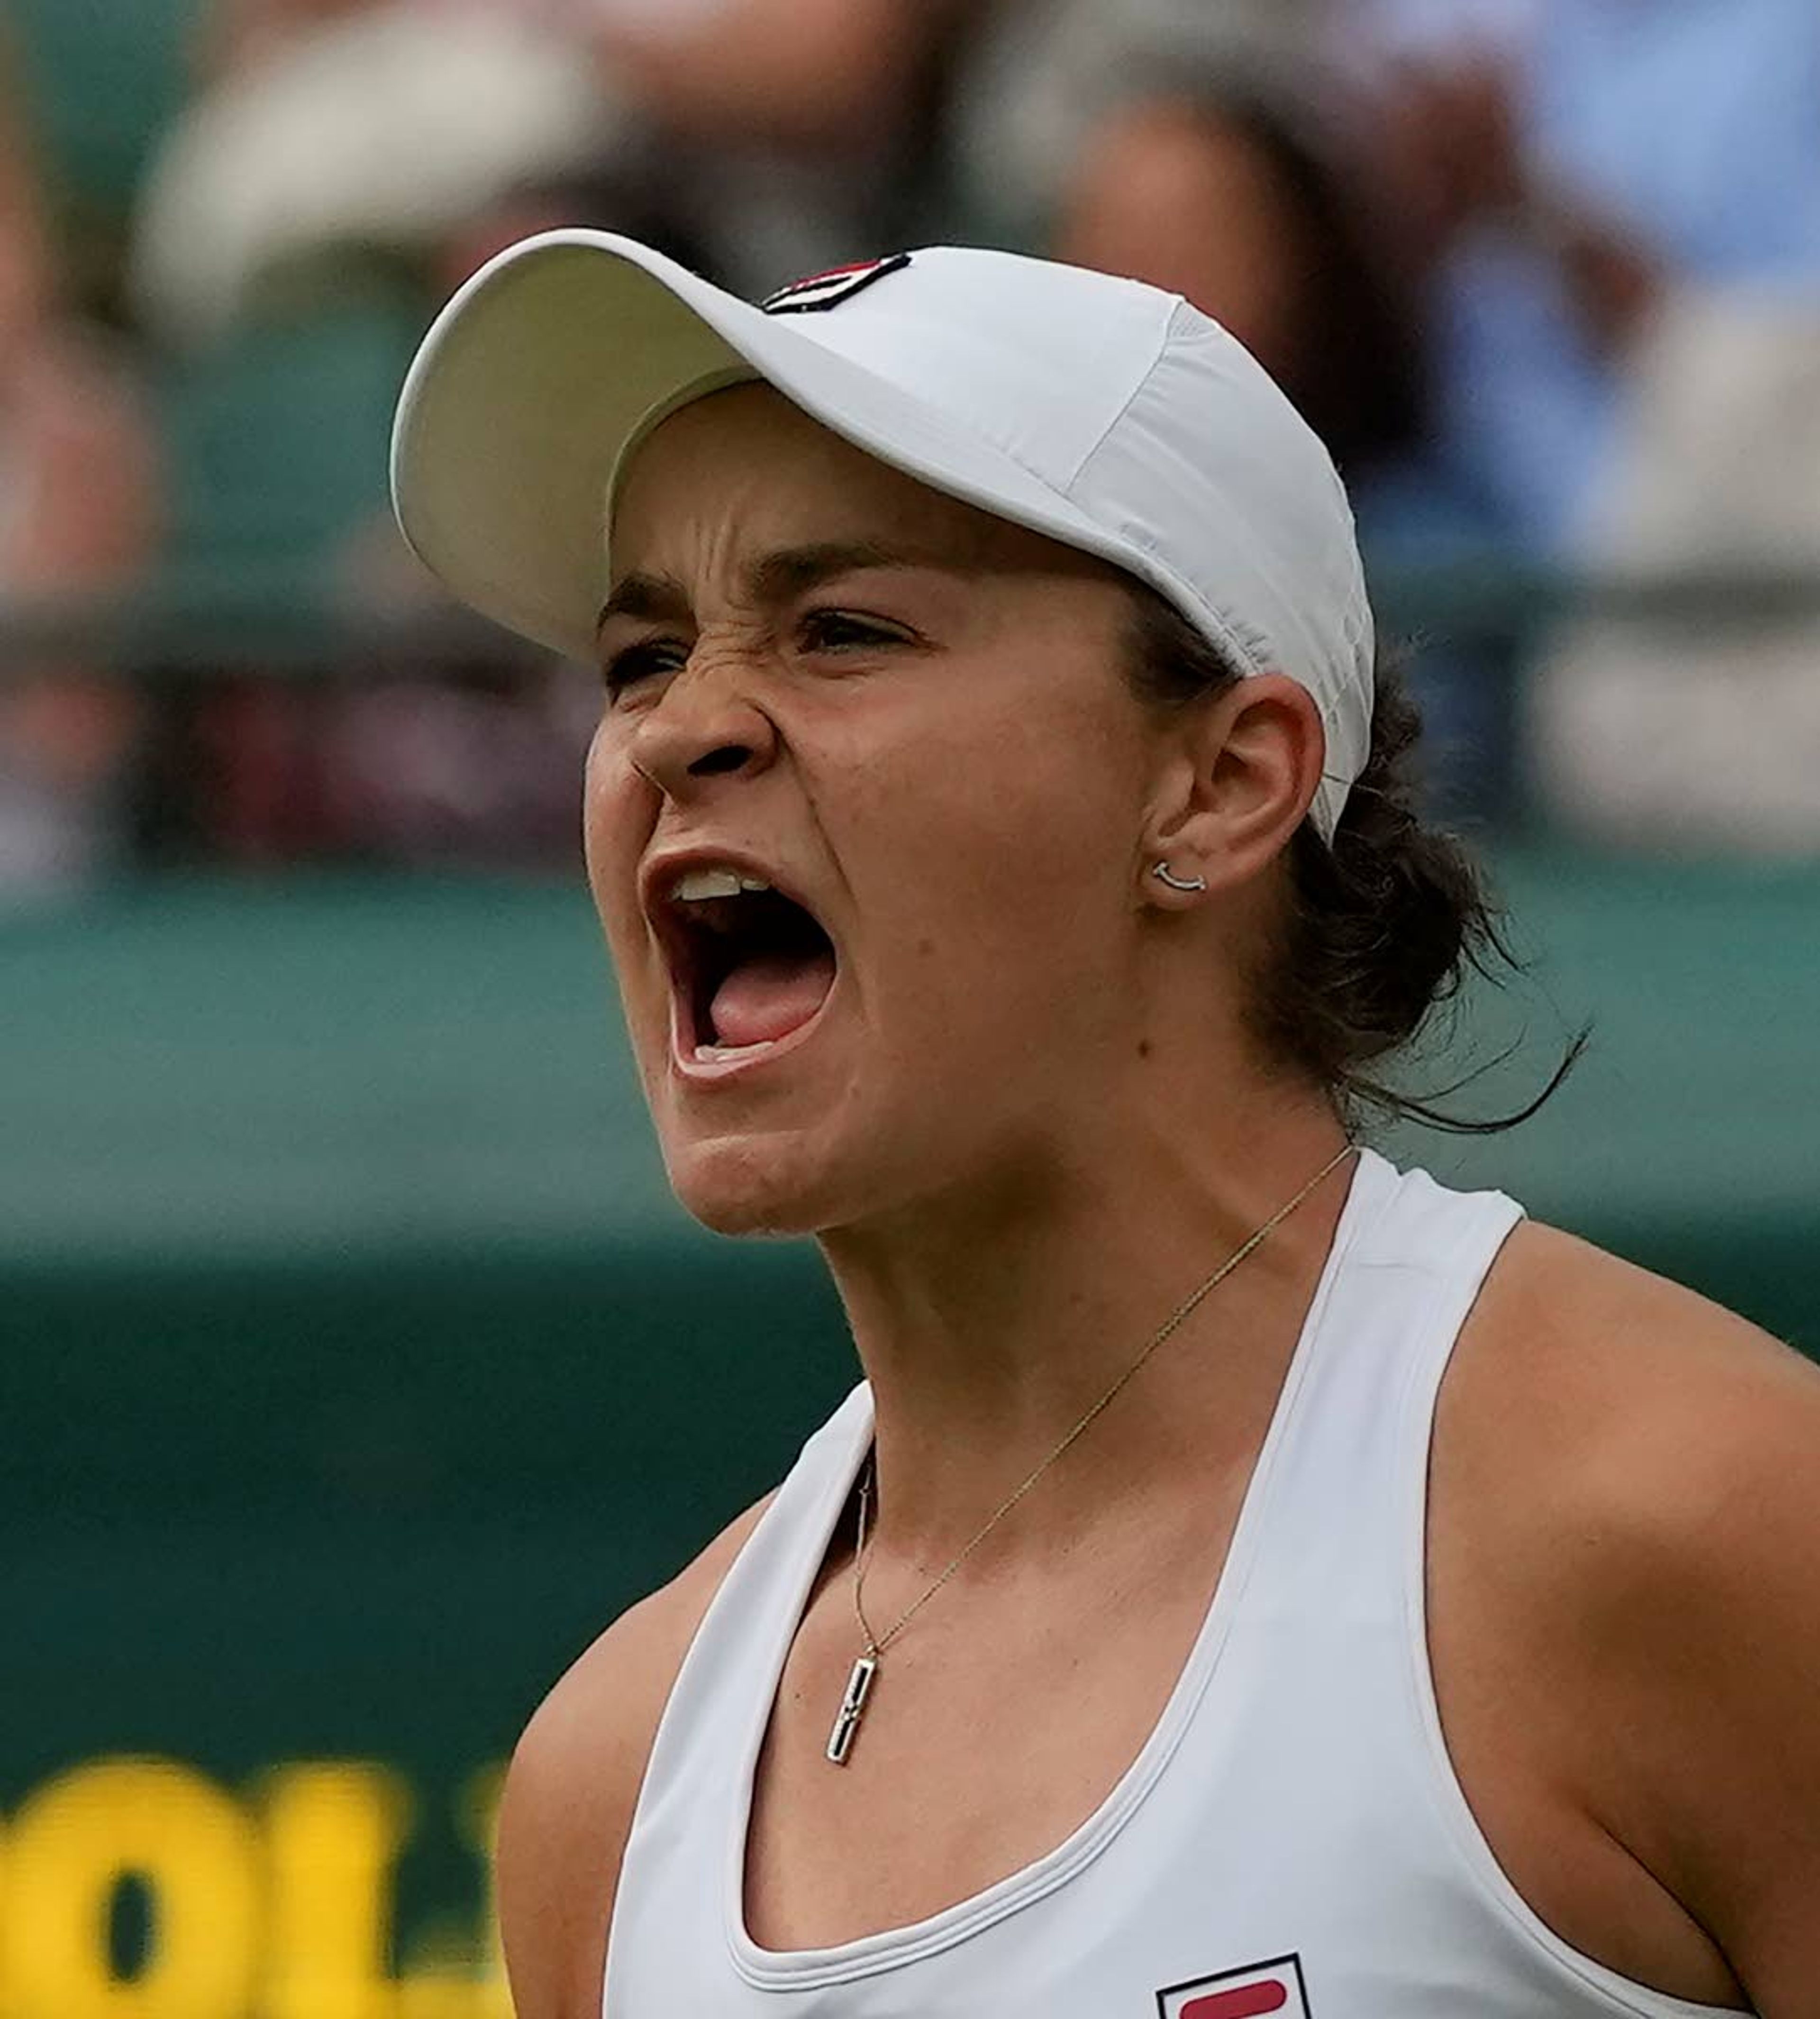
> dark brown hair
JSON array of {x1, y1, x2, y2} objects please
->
[{"x1": 1123, "y1": 587, "x2": 1580, "y2": 1131}]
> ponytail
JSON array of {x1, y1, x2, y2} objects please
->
[{"x1": 1124, "y1": 586, "x2": 1582, "y2": 1130}]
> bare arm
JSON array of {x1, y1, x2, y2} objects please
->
[
  {"x1": 1590, "y1": 1325, "x2": 1820, "y2": 2010},
  {"x1": 495, "y1": 1498, "x2": 771, "y2": 2019},
  {"x1": 1438, "y1": 1227, "x2": 1820, "y2": 2014}
]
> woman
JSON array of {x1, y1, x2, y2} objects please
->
[{"x1": 391, "y1": 238, "x2": 1818, "y2": 2018}]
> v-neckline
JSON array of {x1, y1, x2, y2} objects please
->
[{"x1": 722, "y1": 1149, "x2": 1393, "y2": 1990}]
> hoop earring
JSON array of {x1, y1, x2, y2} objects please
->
[{"x1": 1151, "y1": 861, "x2": 1207, "y2": 894}]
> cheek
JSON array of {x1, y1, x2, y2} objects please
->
[
  {"x1": 904, "y1": 688, "x2": 1140, "y2": 880},
  {"x1": 581, "y1": 726, "x2": 649, "y2": 959},
  {"x1": 845, "y1": 711, "x2": 1140, "y2": 1019}
]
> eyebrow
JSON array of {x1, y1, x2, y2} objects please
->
[{"x1": 594, "y1": 540, "x2": 970, "y2": 637}]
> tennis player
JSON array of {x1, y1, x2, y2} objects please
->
[{"x1": 391, "y1": 239, "x2": 1820, "y2": 2019}]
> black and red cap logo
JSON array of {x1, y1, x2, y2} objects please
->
[{"x1": 760, "y1": 253, "x2": 911, "y2": 315}]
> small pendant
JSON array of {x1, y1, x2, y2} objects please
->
[{"x1": 824, "y1": 1654, "x2": 877, "y2": 1765}]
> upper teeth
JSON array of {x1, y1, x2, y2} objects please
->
[{"x1": 670, "y1": 867, "x2": 772, "y2": 902}]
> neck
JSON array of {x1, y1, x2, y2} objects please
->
[{"x1": 817, "y1": 1071, "x2": 1356, "y2": 1567}]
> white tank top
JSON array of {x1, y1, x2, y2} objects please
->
[{"x1": 605, "y1": 1150, "x2": 1742, "y2": 2019}]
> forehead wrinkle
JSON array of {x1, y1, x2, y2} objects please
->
[
  {"x1": 595, "y1": 568, "x2": 691, "y2": 635},
  {"x1": 597, "y1": 537, "x2": 992, "y2": 638},
  {"x1": 745, "y1": 539, "x2": 983, "y2": 607}
]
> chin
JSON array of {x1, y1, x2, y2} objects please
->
[{"x1": 661, "y1": 1131, "x2": 863, "y2": 1240}]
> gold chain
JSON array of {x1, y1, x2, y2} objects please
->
[{"x1": 850, "y1": 1141, "x2": 1358, "y2": 1661}]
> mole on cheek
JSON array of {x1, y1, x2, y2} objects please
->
[
  {"x1": 1137, "y1": 1039, "x2": 1153, "y2": 1060},
  {"x1": 917, "y1": 937, "x2": 936, "y2": 957}
]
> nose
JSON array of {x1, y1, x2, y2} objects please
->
[{"x1": 626, "y1": 655, "x2": 778, "y2": 799}]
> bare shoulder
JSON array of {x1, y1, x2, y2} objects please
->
[
  {"x1": 494, "y1": 1496, "x2": 773, "y2": 2019},
  {"x1": 1439, "y1": 1220, "x2": 1820, "y2": 2002},
  {"x1": 1451, "y1": 1218, "x2": 1819, "y2": 1505},
  {"x1": 1445, "y1": 1218, "x2": 1820, "y2": 1636}
]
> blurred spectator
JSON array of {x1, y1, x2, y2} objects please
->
[
  {"x1": 133, "y1": 0, "x2": 611, "y2": 349},
  {"x1": 946, "y1": 0, "x2": 1425, "y2": 512},
  {"x1": 571, "y1": 0, "x2": 965, "y2": 297},
  {"x1": 1354, "y1": 0, "x2": 1820, "y2": 848},
  {"x1": 130, "y1": 652, "x2": 595, "y2": 870},
  {"x1": 320, "y1": 660, "x2": 597, "y2": 867},
  {"x1": 0, "y1": 57, "x2": 160, "y2": 901},
  {"x1": 200, "y1": 0, "x2": 428, "y2": 79},
  {"x1": 1356, "y1": 0, "x2": 1820, "y2": 556},
  {"x1": 32, "y1": 0, "x2": 1816, "y2": 869},
  {"x1": 135, "y1": 0, "x2": 962, "y2": 349},
  {"x1": 1528, "y1": 291, "x2": 1820, "y2": 851},
  {"x1": 588, "y1": 0, "x2": 947, "y2": 155},
  {"x1": 942, "y1": 1, "x2": 1480, "y2": 792}
]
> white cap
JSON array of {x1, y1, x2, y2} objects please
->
[{"x1": 391, "y1": 232, "x2": 1373, "y2": 837}]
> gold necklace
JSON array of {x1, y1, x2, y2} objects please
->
[{"x1": 823, "y1": 1141, "x2": 1359, "y2": 1764}]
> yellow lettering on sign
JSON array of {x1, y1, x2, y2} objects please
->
[
  {"x1": 3, "y1": 1759, "x2": 260, "y2": 2019},
  {"x1": 261, "y1": 1762, "x2": 411, "y2": 2019}
]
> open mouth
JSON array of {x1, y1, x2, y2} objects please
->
[{"x1": 656, "y1": 872, "x2": 839, "y2": 1061}]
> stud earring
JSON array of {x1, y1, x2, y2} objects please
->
[{"x1": 1151, "y1": 861, "x2": 1207, "y2": 894}]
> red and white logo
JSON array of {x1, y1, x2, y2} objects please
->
[
  {"x1": 1156, "y1": 1954, "x2": 1313, "y2": 2019},
  {"x1": 760, "y1": 253, "x2": 911, "y2": 315}
]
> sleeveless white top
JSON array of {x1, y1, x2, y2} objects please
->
[{"x1": 605, "y1": 1151, "x2": 1744, "y2": 2019}]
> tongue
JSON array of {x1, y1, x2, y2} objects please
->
[{"x1": 708, "y1": 948, "x2": 837, "y2": 1049}]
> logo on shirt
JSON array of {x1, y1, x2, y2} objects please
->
[
  {"x1": 760, "y1": 254, "x2": 911, "y2": 314},
  {"x1": 1156, "y1": 1953, "x2": 1313, "y2": 2019}
]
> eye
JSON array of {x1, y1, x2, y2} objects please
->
[
  {"x1": 798, "y1": 609, "x2": 912, "y2": 654},
  {"x1": 601, "y1": 635, "x2": 688, "y2": 700}
]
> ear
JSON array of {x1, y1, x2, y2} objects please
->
[{"x1": 1142, "y1": 674, "x2": 1325, "y2": 899}]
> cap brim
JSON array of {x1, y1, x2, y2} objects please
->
[{"x1": 391, "y1": 230, "x2": 1182, "y2": 661}]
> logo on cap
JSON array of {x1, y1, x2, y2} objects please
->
[
  {"x1": 1156, "y1": 1954, "x2": 1313, "y2": 2019},
  {"x1": 761, "y1": 253, "x2": 911, "y2": 315}
]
